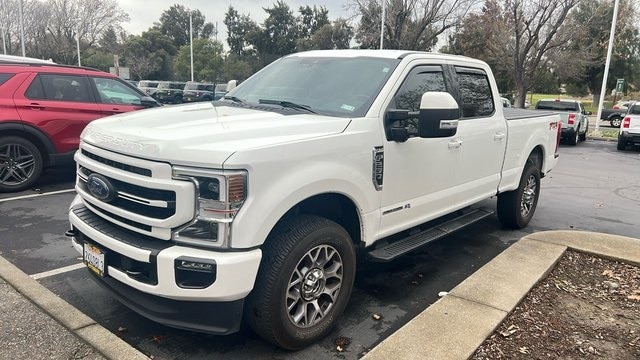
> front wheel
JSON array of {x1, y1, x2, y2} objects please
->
[
  {"x1": 579, "y1": 124, "x2": 588, "y2": 141},
  {"x1": 611, "y1": 116, "x2": 622, "y2": 128},
  {"x1": 0, "y1": 136, "x2": 44, "y2": 192},
  {"x1": 245, "y1": 215, "x2": 356, "y2": 350},
  {"x1": 567, "y1": 129, "x2": 579, "y2": 145},
  {"x1": 497, "y1": 160, "x2": 541, "y2": 229}
]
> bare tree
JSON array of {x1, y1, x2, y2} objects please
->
[
  {"x1": 1, "y1": 0, "x2": 128, "y2": 63},
  {"x1": 496, "y1": 0, "x2": 582, "y2": 107},
  {"x1": 351, "y1": 0, "x2": 481, "y2": 50}
]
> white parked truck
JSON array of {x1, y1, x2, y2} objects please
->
[
  {"x1": 617, "y1": 101, "x2": 640, "y2": 150},
  {"x1": 67, "y1": 50, "x2": 561, "y2": 350}
]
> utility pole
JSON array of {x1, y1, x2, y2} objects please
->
[
  {"x1": 595, "y1": 0, "x2": 620, "y2": 132},
  {"x1": 189, "y1": 11, "x2": 194, "y2": 82}
]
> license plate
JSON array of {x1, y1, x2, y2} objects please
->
[{"x1": 83, "y1": 243, "x2": 106, "y2": 277}]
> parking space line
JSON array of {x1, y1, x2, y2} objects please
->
[
  {"x1": 0, "y1": 188, "x2": 76, "y2": 203},
  {"x1": 30, "y1": 263, "x2": 85, "y2": 280}
]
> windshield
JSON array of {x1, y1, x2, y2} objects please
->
[
  {"x1": 536, "y1": 100, "x2": 579, "y2": 112},
  {"x1": 139, "y1": 81, "x2": 158, "y2": 88},
  {"x1": 158, "y1": 82, "x2": 185, "y2": 90},
  {"x1": 226, "y1": 55, "x2": 401, "y2": 117},
  {"x1": 184, "y1": 83, "x2": 212, "y2": 91}
]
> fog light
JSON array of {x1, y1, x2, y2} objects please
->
[{"x1": 174, "y1": 257, "x2": 216, "y2": 289}]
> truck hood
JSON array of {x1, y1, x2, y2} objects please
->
[{"x1": 82, "y1": 102, "x2": 351, "y2": 167}]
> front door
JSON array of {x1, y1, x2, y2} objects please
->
[{"x1": 378, "y1": 65, "x2": 461, "y2": 237}]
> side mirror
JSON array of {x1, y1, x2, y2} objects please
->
[
  {"x1": 227, "y1": 80, "x2": 238, "y2": 92},
  {"x1": 418, "y1": 92, "x2": 460, "y2": 138},
  {"x1": 140, "y1": 96, "x2": 160, "y2": 108}
]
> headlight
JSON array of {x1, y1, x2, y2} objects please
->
[{"x1": 172, "y1": 166, "x2": 247, "y2": 248}]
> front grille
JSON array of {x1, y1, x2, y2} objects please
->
[
  {"x1": 82, "y1": 149, "x2": 152, "y2": 177},
  {"x1": 79, "y1": 166, "x2": 176, "y2": 219},
  {"x1": 73, "y1": 206, "x2": 172, "y2": 253}
]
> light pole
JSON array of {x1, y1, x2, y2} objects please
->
[
  {"x1": 379, "y1": 0, "x2": 385, "y2": 49},
  {"x1": 1, "y1": 0, "x2": 7, "y2": 54},
  {"x1": 595, "y1": 0, "x2": 620, "y2": 132},
  {"x1": 18, "y1": 0, "x2": 25, "y2": 56},
  {"x1": 189, "y1": 11, "x2": 194, "y2": 82},
  {"x1": 76, "y1": 24, "x2": 81, "y2": 66}
]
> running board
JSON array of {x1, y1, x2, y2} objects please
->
[{"x1": 367, "y1": 207, "x2": 495, "y2": 262}]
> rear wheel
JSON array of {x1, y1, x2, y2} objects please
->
[
  {"x1": 0, "y1": 136, "x2": 44, "y2": 192},
  {"x1": 617, "y1": 136, "x2": 626, "y2": 151},
  {"x1": 610, "y1": 116, "x2": 622, "y2": 128},
  {"x1": 579, "y1": 124, "x2": 588, "y2": 141},
  {"x1": 567, "y1": 130, "x2": 579, "y2": 146},
  {"x1": 497, "y1": 159, "x2": 541, "y2": 229},
  {"x1": 245, "y1": 215, "x2": 356, "y2": 350}
]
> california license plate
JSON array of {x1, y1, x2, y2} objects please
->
[{"x1": 83, "y1": 243, "x2": 106, "y2": 277}]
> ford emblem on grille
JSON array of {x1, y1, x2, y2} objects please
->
[{"x1": 87, "y1": 174, "x2": 116, "y2": 202}]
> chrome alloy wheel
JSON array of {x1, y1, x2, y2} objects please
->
[
  {"x1": 520, "y1": 174, "x2": 537, "y2": 218},
  {"x1": 0, "y1": 143, "x2": 36, "y2": 186},
  {"x1": 286, "y1": 244, "x2": 343, "y2": 328}
]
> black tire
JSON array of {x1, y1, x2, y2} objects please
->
[
  {"x1": 567, "y1": 129, "x2": 579, "y2": 145},
  {"x1": 245, "y1": 215, "x2": 356, "y2": 350},
  {"x1": 611, "y1": 116, "x2": 622, "y2": 128},
  {"x1": 617, "y1": 137, "x2": 626, "y2": 151},
  {"x1": 579, "y1": 124, "x2": 587, "y2": 141},
  {"x1": 497, "y1": 159, "x2": 541, "y2": 229},
  {"x1": 0, "y1": 136, "x2": 44, "y2": 192}
]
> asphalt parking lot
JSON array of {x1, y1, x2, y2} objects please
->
[{"x1": 1, "y1": 138, "x2": 639, "y2": 359}]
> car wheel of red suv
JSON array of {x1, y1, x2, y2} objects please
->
[{"x1": 0, "y1": 136, "x2": 43, "y2": 192}]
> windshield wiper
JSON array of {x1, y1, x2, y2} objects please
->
[
  {"x1": 222, "y1": 95, "x2": 245, "y2": 103},
  {"x1": 258, "y1": 99, "x2": 316, "y2": 113}
]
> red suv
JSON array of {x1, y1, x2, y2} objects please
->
[{"x1": 0, "y1": 58, "x2": 159, "y2": 192}]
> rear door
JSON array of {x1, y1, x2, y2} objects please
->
[
  {"x1": 451, "y1": 66, "x2": 507, "y2": 205},
  {"x1": 90, "y1": 76, "x2": 145, "y2": 116},
  {"x1": 14, "y1": 73, "x2": 102, "y2": 154}
]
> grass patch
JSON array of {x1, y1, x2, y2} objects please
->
[{"x1": 588, "y1": 128, "x2": 618, "y2": 139}]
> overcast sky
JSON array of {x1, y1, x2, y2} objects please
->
[{"x1": 116, "y1": 0, "x2": 353, "y2": 41}]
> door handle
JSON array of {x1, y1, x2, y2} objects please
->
[
  {"x1": 494, "y1": 132, "x2": 506, "y2": 141},
  {"x1": 29, "y1": 103, "x2": 44, "y2": 110},
  {"x1": 448, "y1": 139, "x2": 462, "y2": 149}
]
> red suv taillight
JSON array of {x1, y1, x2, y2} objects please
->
[
  {"x1": 622, "y1": 117, "x2": 631, "y2": 129},
  {"x1": 567, "y1": 113, "x2": 575, "y2": 125}
]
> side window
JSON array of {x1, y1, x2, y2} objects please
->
[
  {"x1": 91, "y1": 77, "x2": 142, "y2": 105},
  {"x1": 391, "y1": 66, "x2": 448, "y2": 136},
  {"x1": 395, "y1": 69, "x2": 447, "y2": 111},
  {"x1": 25, "y1": 76, "x2": 45, "y2": 99},
  {"x1": 455, "y1": 67, "x2": 494, "y2": 118},
  {"x1": 39, "y1": 74, "x2": 92, "y2": 102},
  {"x1": 0, "y1": 73, "x2": 14, "y2": 86}
]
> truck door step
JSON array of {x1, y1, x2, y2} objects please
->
[{"x1": 367, "y1": 207, "x2": 495, "y2": 262}]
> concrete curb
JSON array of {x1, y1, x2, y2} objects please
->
[
  {"x1": 363, "y1": 230, "x2": 640, "y2": 360},
  {"x1": 0, "y1": 256, "x2": 148, "y2": 360}
]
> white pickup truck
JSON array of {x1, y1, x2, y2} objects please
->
[
  {"x1": 617, "y1": 102, "x2": 640, "y2": 150},
  {"x1": 67, "y1": 50, "x2": 561, "y2": 350}
]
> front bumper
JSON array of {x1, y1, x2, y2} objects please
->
[{"x1": 68, "y1": 196, "x2": 262, "y2": 333}]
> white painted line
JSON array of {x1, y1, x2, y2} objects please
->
[
  {"x1": 0, "y1": 188, "x2": 76, "y2": 203},
  {"x1": 30, "y1": 262, "x2": 86, "y2": 280}
]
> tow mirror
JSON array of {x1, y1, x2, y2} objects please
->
[
  {"x1": 227, "y1": 80, "x2": 238, "y2": 91},
  {"x1": 418, "y1": 92, "x2": 460, "y2": 138}
]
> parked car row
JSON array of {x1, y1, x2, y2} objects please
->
[
  {"x1": 137, "y1": 80, "x2": 227, "y2": 104},
  {"x1": 617, "y1": 101, "x2": 640, "y2": 151},
  {"x1": 0, "y1": 55, "x2": 160, "y2": 192},
  {"x1": 600, "y1": 99, "x2": 640, "y2": 128}
]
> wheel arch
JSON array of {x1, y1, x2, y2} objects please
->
[
  {"x1": 0, "y1": 122, "x2": 56, "y2": 167},
  {"x1": 265, "y1": 193, "x2": 363, "y2": 249}
]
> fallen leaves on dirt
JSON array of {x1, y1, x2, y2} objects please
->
[{"x1": 472, "y1": 250, "x2": 640, "y2": 359}]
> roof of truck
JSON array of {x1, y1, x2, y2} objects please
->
[{"x1": 288, "y1": 49, "x2": 486, "y2": 65}]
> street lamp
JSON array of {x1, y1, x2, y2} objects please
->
[
  {"x1": 71, "y1": 18, "x2": 81, "y2": 66},
  {"x1": 1, "y1": 0, "x2": 7, "y2": 54},
  {"x1": 189, "y1": 11, "x2": 194, "y2": 81},
  {"x1": 380, "y1": 0, "x2": 385, "y2": 49}
]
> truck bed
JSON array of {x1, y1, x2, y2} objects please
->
[{"x1": 503, "y1": 108, "x2": 557, "y2": 120}]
